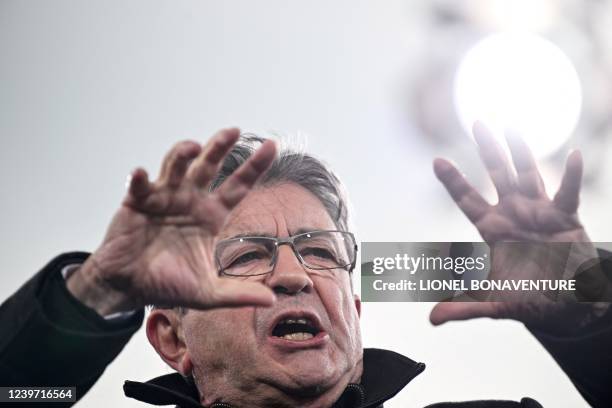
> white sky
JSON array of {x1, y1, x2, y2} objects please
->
[{"x1": 2, "y1": 1, "x2": 611, "y2": 407}]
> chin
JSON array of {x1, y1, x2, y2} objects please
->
[{"x1": 276, "y1": 354, "x2": 348, "y2": 392}]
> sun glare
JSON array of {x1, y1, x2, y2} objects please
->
[{"x1": 454, "y1": 32, "x2": 582, "y2": 157}]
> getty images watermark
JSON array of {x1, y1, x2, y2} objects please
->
[{"x1": 360, "y1": 242, "x2": 612, "y2": 302}]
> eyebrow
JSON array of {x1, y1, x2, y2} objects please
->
[
  {"x1": 225, "y1": 232, "x2": 276, "y2": 240},
  {"x1": 292, "y1": 227, "x2": 324, "y2": 235},
  {"x1": 224, "y1": 227, "x2": 325, "y2": 240}
]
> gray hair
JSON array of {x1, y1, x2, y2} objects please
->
[{"x1": 212, "y1": 134, "x2": 350, "y2": 233}]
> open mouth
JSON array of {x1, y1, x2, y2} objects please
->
[
  {"x1": 272, "y1": 317, "x2": 321, "y2": 341},
  {"x1": 268, "y1": 311, "x2": 326, "y2": 343}
]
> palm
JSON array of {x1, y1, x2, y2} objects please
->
[
  {"x1": 479, "y1": 192, "x2": 583, "y2": 242},
  {"x1": 104, "y1": 209, "x2": 220, "y2": 309},
  {"x1": 85, "y1": 129, "x2": 277, "y2": 311},
  {"x1": 431, "y1": 123, "x2": 600, "y2": 328}
]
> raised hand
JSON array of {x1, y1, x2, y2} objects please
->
[
  {"x1": 66, "y1": 128, "x2": 277, "y2": 315},
  {"x1": 430, "y1": 122, "x2": 608, "y2": 332}
]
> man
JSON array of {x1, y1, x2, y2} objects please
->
[{"x1": 1, "y1": 125, "x2": 611, "y2": 407}]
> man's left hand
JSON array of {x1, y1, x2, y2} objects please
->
[{"x1": 430, "y1": 122, "x2": 610, "y2": 334}]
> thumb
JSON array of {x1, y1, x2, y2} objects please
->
[
  {"x1": 211, "y1": 279, "x2": 276, "y2": 308},
  {"x1": 429, "y1": 302, "x2": 501, "y2": 326}
]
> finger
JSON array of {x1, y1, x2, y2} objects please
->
[
  {"x1": 211, "y1": 279, "x2": 276, "y2": 307},
  {"x1": 159, "y1": 141, "x2": 202, "y2": 188},
  {"x1": 433, "y1": 158, "x2": 491, "y2": 223},
  {"x1": 473, "y1": 122, "x2": 516, "y2": 198},
  {"x1": 429, "y1": 302, "x2": 501, "y2": 325},
  {"x1": 216, "y1": 140, "x2": 277, "y2": 209},
  {"x1": 124, "y1": 168, "x2": 153, "y2": 206},
  {"x1": 553, "y1": 150, "x2": 583, "y2": 214},
  {"x1": 187, "y1": 128, "x2": 241, "y2": 188},
  {"x1": 505, "y1": 130, "x2": 545, "y2": 197}
]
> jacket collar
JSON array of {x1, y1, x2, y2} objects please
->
[{"x1": 123, "y1": 348, "x2": 425, "y2": 408}]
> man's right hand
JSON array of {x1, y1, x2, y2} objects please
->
[{"x1": 66, "y1": 128, "x2": 277, "y2": 316}]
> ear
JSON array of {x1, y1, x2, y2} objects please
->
[
  {"x1": 146, "y1": 309, "x2": 193, "y2": 376},
  {"x1": 353, "y1": 294, "x2": 361, "y2": 318}
]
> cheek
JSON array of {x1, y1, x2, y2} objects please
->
[
  {"x1": 316, "y1": 276, "x2": 362, "y2": 352},
  {"x1": 183, "y1": 309, "x2": 259, "y2": 374},
  {"x1": 342, "y1": 300, "x2": 362, "y2": 357}
]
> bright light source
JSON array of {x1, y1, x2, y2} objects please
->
[{"x1": 454, "y1": 32, "x2": 582, "y2": 158}]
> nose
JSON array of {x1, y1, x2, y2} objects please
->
[{"x1": 265, "y1": 245, "x2": 314, "y2": 295}]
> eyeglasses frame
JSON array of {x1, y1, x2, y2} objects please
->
[{"x1": 215, "y1": 230, "x2": 358, "y2": 277}]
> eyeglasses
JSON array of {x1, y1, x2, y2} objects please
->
[{"x1": 215, "y1": 230, "x2": 358, "y2": 277}]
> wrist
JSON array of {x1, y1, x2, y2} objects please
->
[{"x1": 65, "y1": 258, "x2": 136, "y2": 316}]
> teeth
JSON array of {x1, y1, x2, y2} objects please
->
[
  {"x1": 281, "y1": 318, "x2": 310, "y2": 325},
  {"x1": 282, "y1": 332, "x2": 314, "y2": 341}
]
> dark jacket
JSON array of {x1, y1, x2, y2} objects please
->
[{"x1": 1, "y1": 252, "x2": 612, "y2": 407}]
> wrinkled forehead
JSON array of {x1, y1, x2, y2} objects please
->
[{"x1": 219, "y1": 182, "x2": 337, "y2": 240}]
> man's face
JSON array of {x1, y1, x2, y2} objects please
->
[{"x1": 181, "y1": 183, "x2": 363, "y2": 407}]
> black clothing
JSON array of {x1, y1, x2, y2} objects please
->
[
  {"x1": 0, "y1": 252, "x2": 143, "y2": 406},
  {"x1": 123, "y1": 349, "x2": 542, "y2": 408},
  {"x1": 1, "y1": 252, "x2": 612, "y2": 407},
  {"x1": 124, "y1": 348, "x2": 425, "y2": 408}
]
